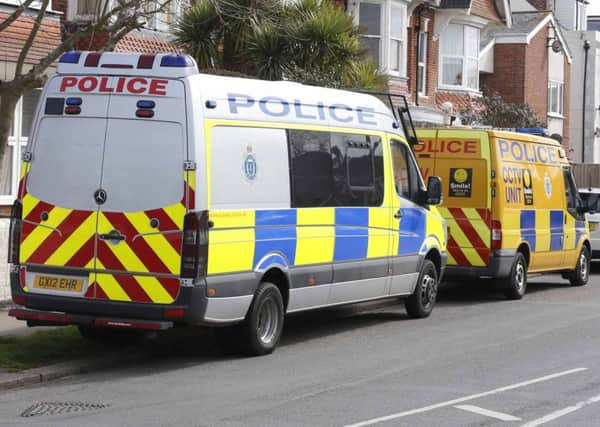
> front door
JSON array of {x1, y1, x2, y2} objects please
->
[{"x1": 389, "y1": 139, "x2": 427, "y2": 295}]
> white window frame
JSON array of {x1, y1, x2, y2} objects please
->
[
  {"x1": 439, "y1": 23, "x2": 480, "y2": 92},
  {"x1": 354, "y1": 0, "x2": 408, "y2": 77},
  {"x1": 417, "y1": 30, "x2": 427, "y2": 95},
  {"x1": 548, "y1": 80, "x2": 564, "y2": 116},
  {"x1": 1, "y1": 97, "x2": 29, "y2": 205}
]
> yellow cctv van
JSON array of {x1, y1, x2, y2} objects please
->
[
  {"x1": 414, "y1": 128, "x2": 590, "y2": 299},
  {"x1": 8, "y1": 51, "x2": 447, "y2": 355}
]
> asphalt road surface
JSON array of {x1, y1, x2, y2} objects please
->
[{"x1": 3, "y1": 265, "x2": 600, "y2": 427}]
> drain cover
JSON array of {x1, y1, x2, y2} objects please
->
[{"x1": 21, "y1": 402, "x2": 110, "y2": 417}]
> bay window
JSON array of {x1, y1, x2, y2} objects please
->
[
  {"x1": 417, "y1": 30, "x2": 427, "y2": 95},
  {"x1": 440, "y1": 24, "x2": 480, "y2": 90},
  {"x1": 356, "y1": 0, "x2": 407, "y2": 76}
]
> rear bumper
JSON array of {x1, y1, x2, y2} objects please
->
[
  {"x1": 9, "y1": 269, "x2": 221, "y2": 328},
  {"x1": 444, "y1": 250, "x2": 515, "y2": 279}
]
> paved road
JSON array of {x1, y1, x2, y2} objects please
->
[{"x1": 2, "y1": 266, "x2": 600, "y2": 426}]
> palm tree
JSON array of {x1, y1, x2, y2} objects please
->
[{"x1": 173, "y1": 0, "x2": 386, "y2": 90}]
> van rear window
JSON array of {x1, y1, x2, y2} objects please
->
[{"x1": 27, "y1": 118, "x2": 106, "y2": 211}]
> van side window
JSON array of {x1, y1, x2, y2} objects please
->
[
  {"x1": 288, "y1": 130, "x2": 384, "y2": 207},
  {"x1": 288, "y1": 130, "x2": 334, "y2": 207},
  {"x1": 563, "y1": 167, "x2": 580, "y2": 212},
  {"x1": 391, "y1": 140, "x2": 422, "y2": 201}
]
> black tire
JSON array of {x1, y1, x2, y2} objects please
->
[
  {"x1": 239, "y1": 282, "x2": 285, "y2": 356},
  {"x1": 502, "y1": 252, "x2": 527, "y2": 300},
  {"x1": 405, "y1": 259, "x2": 438, "y2": 318},
  {"x1": 569, "y1": 246, "x2": 590, "y2": 287}
]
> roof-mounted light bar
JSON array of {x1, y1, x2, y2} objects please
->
[{"x1": 57, "y1": 52, "x2": 198, "y2": 78}]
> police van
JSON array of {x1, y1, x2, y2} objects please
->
[
  {"x1": 8, "y1": 52, "x2": 447, "y2": 355},
  {"x1": 414, "y1": 128, "x2": 590, "y2": 299}
]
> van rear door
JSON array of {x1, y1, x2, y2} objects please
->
[
  {"x1": 20, "y1": 76, "x2": 109, "y2": 298},
  {"x1": 93, "y1": 80, "x2": 188, "y2": 304},
  {"x1": 415, "y1": 129, "x2": 492, "y2": 268}
]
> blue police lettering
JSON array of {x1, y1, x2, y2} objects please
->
[
  {"x1": 227, "y1": 93, "x2": 379, "y2": 125},
  {"x1": 498, "y1": 139, "x2": 558, "y2": 164},
  {"x1": 329, "y1": 104, "x2": 353, "y2": 123},
  {"x1": 228, "y1": 93, "x2": 254, "y2": 113},
  {"x1": 259, "y1": 96, "x2": 289, "y2": 117},
  {"x1": 294, "y1": 100, "x2": 316, "y2": 119}
]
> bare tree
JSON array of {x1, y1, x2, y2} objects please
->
[{"x1": 0, "y1": 0, "x2": 173, "y2": 159}]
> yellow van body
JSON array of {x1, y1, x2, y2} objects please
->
[{"x1": 415, "y1": 128, "x2": 590, "y2": 297}]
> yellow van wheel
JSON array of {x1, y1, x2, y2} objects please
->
[
  {"x1": 568, "y1": 246, "x2": 590, "y2": 287},
  {"x1": 502, "y1": 252, "x2": 528, "y2": 300},
  {"x1": 405, "y1": 259, "x2": 438, "y2": 318}
]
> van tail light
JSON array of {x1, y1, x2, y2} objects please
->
[
  {"x1": 491, "y1": 220, "x2": 502, "y2": 250},
  {"x1": 8, "y1": 200, "x2": 22, "y2": 264},
  {"x1": 180, "y1": 211, "x2": 209, "y2": 280}
]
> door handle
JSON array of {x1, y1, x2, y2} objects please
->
[
  {"x1": 394, "y1": 209, "x2": 403, "y2": 219},
  {"x1": 99, "y1": 230, "x2": 125, "y2": 242}
]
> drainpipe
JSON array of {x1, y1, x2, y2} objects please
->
[
  {"x1": 414, "y1": 5, "x2": 423, "y2": 106},
  {"x1": 583, "y1": 39, "x2": 590, "y2": 163}
]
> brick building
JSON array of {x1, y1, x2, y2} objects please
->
[
  {"x1": 480, "y1": 11, "x2": 572, "y2": 149},
  {"x1": 348, "y1": 0, "x2": 513, "y2": 124}
]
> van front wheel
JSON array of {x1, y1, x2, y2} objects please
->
[
  {"x1": 568, "y1": 246, "x2": 590, "y2": 287},
  {"x1": 405, "y1": 259, "x2": 438, "y2": 318},
  {"x1": 503, "y1": 252, "x2": 527, "y2": 300},
  {"x1": 240, "y1": 282, "x2": 284, "y2": 356}
]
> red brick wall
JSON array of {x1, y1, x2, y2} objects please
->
[
  {"x1": 435, "y1": 91, "x2": 477, "y2": 113},
  {"x1": 471, "y1": 0, "x2": 501, "y2": 22},
  {"x1": 524, "y1": 26, "x2": 549, "y2": 125},
  {"x1": 479, "y1": 44, "x2": 527, "y2": 104},
  {"x1": 52, "y1": 0, "x2": 67, "y2": 25},
  {"x1": 406, "y1": 10, "x2": 438, "y2": 106},
  {"x1": 0, "y1": 13, "x2": 61, "y2": 65}
]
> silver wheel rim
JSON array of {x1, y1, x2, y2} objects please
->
[
  {"x1": 257, "y1": 296, "x2": 279, "y2": 345},
  {"x1": 580, "y1": 252, "x2": 588, "y2": 281},
  {"x1": 421, "y1": 273, "x2": 437, "y2": 309},
  {"x1": 514, "y1": 262, "x2": 525, "y2": 292}
]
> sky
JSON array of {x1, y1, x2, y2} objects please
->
[{"x1": 589, "y1": 1, "x2": 600, "y2": 16}]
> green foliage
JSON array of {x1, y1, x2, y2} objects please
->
[
  {"x1": 173, "y1": 0, "x2": 387, "y2": 90},
  {"x1": 460, "y1": 93, "x2": 543, "y2": 128}
]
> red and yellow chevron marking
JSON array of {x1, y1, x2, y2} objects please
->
[
  {"x1": 439, "y1": 207, "x2": 491, "y2": 267},
  {"x1": 92, "y1": 272, "x2": 179, "y2": 304},
  {"x1": 20, "y1": 193, "x2": 97, "y2": 269}
]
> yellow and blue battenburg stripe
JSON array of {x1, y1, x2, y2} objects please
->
[
  {"x1": 208, "y1": 205, "x2": 432, "y2": 276},
  {"x1": 519, "y1": 209, "x2": 585, "y2": 252},
  {"x1": 398, "y1": 207, "x2": 426, "y2": 255}
]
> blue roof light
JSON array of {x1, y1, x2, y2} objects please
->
[
  {"x1": 66, "y1": 97, "x2": 82, "y2": 106},
  {"x1": 160, "y1": 55, "x2": 194, "y2": 67},
  {"x1": 59, "y1": 51, "x2": 82, "y2": 64},
  {"x1": 136, "y1": 100, "x2": 156, "y2": 109},
  {"x1": 515, "y1": 128, "x2": 547, "y2": 136}
]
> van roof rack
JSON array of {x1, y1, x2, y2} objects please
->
[{"x1": 352, "y1": 91, "x2": 419, "y2": 146}]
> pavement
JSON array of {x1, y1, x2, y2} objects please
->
[{"x1": 0, "y1": 304, "x2": 153, "y2": 391}]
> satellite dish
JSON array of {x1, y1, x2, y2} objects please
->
[{"x1": 551, "y1": 39, "x2": 562, "y2": 53}]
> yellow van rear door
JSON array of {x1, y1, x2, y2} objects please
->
[{"x1": 432, "y1": 130, "x2": 492, "y2": 267}]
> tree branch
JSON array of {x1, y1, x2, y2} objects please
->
[
  {"x1": 14, "y1": 0, "x2": 50, "y2": 77},
  {"x1": 0, "y1": 0, "x2": 37, "y2": 33}
]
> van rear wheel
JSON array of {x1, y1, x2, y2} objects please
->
[
  {"x1": 502, "y1": 252, "x2": 527, "y2": 300},
  {"x1": 568, "y1": 246, "x2": 590, "y2": 287},
  {"x1": 239, "y1": 282, "x2": 284, "y2": 356},
  {"x1": 405, "y1": 259, "x2": 438, "y2": 318}
]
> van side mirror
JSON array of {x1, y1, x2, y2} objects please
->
[{"x1": 426, "y1": 176, "x2": 442, "y2": 205}]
